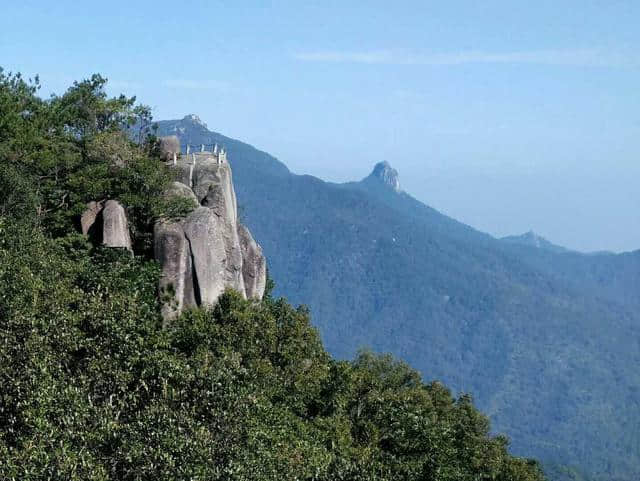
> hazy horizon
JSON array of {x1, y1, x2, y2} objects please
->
[{"x1": 2, "y1": 1, "x2": 638, "y2": 252}]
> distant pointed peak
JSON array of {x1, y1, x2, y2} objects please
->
[
  {"x1": 366, "y1": 161, "x2": 401, "y2": 192},
  {"x1": 182, "y1": 114, "x2": 208, "y2": 129}
]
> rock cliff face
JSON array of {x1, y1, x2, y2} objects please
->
[
  {"x1": 155, "y1": 144, "x2": 267, "y2": 321},
  {"x1": 238, "y1": 223, "x2": 267, "y2": 299}
]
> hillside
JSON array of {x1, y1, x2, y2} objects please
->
[
  {"x1": 0, "y1": 73, "x2": 546, "y2": 480},
  {"x1": 155, "y1": 115, "x2": 640, "y2": 481}
]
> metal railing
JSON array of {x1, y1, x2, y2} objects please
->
[
  {"x1": 180, "y1": 143, "x2": 225, "y2": 154},
  {"x1": 165, "y1": 144, "x2": 228, "y2": 166}
]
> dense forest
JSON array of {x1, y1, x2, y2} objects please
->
[{"x1": 0, "y1": 70, "x2": 545, "y2": 479}]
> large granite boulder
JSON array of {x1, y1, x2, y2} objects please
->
[
  {"x1": 102, "y1": 200, "x2": 132, "y2": 250},
  {"x1": 182, "y1": 207, "x2": 245, "y2": 305},
  {"x1": 154, "y1": 150, "x2": 266, "y2": 321},
  {"x1": 165, "y1": 181, "x2": 199, "y2": 204},
  {"x1": 81, "y1": 199, "x2": 132, "y2": 251},
  {"x1": 171, "y1": 154, "x2": 237, "y2": 222},
  {"x1": 238, "y1": 223, "x2": 267, "y2": 299},
  {"x1": 193, "y1": 158, "x2": 238, "y2": 224},
  {"x1": 158, "y1": 135, "x2": 181, "y2": 161},
  {"x1": 81, "y1": 200, "x2": 104, "y2": 236},
  {"x1": 154, "y1": 220, "x2": 197, "y2": 323}
]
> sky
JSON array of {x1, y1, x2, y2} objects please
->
[{"x1": 1, "y1": 0, "x2": 639, "y2": 252}]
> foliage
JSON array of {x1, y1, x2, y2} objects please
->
[{"x1": 0, "y1": 221, "x2": 544, "y2": 479}]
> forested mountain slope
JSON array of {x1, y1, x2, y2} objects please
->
[{"x1": 156, "y1": 115, "x2": 640, "y2": 481}]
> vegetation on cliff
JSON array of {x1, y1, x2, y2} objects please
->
[{"x1": 0, "y1": 70, "x2": 544, "y2": 480}]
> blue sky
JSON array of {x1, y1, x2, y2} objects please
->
[{"x1": 2, "y1": 1, "x2": 639, "y2": 251}]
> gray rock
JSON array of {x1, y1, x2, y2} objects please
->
[
  {"x1": 102, "y1": 200, "x2": 132, "y2": 251},
  {"x1": 81, "y1": 200, "x2": 104, "y2": 236},
  {"x1": 238, "y1": 223, "x2": 267, "y2": 299},
  {"x1": 165, "y1": 181, "x2": 198, "y2": 204},
  {"x1": 173, "y1": 161, "x2": 194, "y2": 189},
  {"x1": 154, "y1": 220, "x2": 197, "y2": 324},
  {"x1": 196, "y1": 160, "x2": 238, "y2": 225},
  {"x1": 158, "y1": 135, "x2": 180, "y2": 161},
  {"x1": 182, "y1": 207, "x2": 245, "y2": 305},
  {"x1": 81, "y1": 200, "x2": 132, "y2": 251}
]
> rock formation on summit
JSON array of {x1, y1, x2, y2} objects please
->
[
  {"x1": 154, "y1": 139, "x2": 267, "y2": 321},
  {"x1": 364, "y1": 161, "x2": 402, "y2": 192}
]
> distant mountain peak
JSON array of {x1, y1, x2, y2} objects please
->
[
  {"x1": 182, "y1": 114, "x2": 208, "y2": 129},
  {"x1": 366, "y1": 161, "x2": 401, "y2": 192}
]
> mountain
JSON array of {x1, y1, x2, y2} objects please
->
[
  {"x1": 500, "y1": 231, "x2": 570, "y2": 253},
  {"x1": 154, "y1": 115, "x2": 640, "y2": 481}
]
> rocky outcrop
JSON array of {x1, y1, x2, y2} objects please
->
[
  {"x1": 79, "y1": 142, "x2": 266, "y2": 320},
  {"x1": 81, "y1": 199, "x2": 132, "y2": 251},
  {"x1": 165, "y1": 181, "x2": 198, "y2": 204},
  {"x1": 364, "y1": 161, "x2": 402, "y2": 192},
  {"x1": 154, "y1": 148, "x2": 266, "y2": 320}
]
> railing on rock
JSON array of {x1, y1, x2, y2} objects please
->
[
  {"x1": 166, "y1": 144, "x2": 228, "y2": 166},
  {"x1": 180, "y1": 143, "x2": 224, "y2": 154}
]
